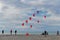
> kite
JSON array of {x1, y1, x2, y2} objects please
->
[
  {"x1": 30, "y1": 25, "x2": 32, "y2": 28},
  {"x1": 37, "y1": 20, "x2": 40, "y2": 23},
  {"x1": 26, "y1": 33, "x2": 29, "y2": 36},
  {"x1": 44, "y1": 16, "x2": 46, "y2": 19},
  {"x1": 37, "y1": 11, "x2": 39, "y2": 14},
  {"x1": 25, "y1": 20, "x2": 28, "y2": 23},
  {"x1": 33, "y1": 14, "x2": 35, "y2": 17},
  {"x1": 29, "y1": 17, "x2": 32, "y2": 20},
  {"x1": 22, "y1": 23, "x2": 24, "y2": 26}
]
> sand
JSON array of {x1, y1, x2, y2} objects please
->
[{"x1": 0, "y1": 35, "x2": 60, "y2": 40}]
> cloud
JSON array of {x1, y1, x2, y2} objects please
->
[
  {"x1": 20, "y1": 0, "x2": 46, "y2": 5},
  {"x1": 0, "y1": 0, "x2": 60, "y2": 33}
]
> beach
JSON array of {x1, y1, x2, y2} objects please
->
[{"x1": 0, "y1": 35, "x2": 60, "y2": 40}]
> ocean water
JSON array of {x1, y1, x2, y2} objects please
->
[{"x1": 0, "y1": 31, "x2": 59, "y2": 35}]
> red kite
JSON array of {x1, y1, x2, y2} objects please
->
[
  {"x1": 29, "y1": 17, "x2": 32, "y2": 20},
  {"x1": 30, "y1": 25, "x2": 32, "y2": 28},
  {"x1": 25, "y1": 20, "x2": 28, "y2": 23},
  {"x1": 33, "y1": 14, "x2": 35, "y2": 17},
  {"x1": 22, "y1": 23, "x2": 24, "y2": 26},
  {"x1": 26, "y1": 33, "x2": 29, "y2": 36},
  {"x1": 44, "y1": 16, "x2": 46, "y2": 19}
]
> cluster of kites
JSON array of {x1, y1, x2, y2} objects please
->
[{"x1": 21, "y1": 10, "x2": 46, "y2": 36}]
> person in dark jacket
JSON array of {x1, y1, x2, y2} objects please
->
[
  {"x1": 57, "y1": 31, "x2": 59, "y2": 35},
  {"x1": 15, "y1": 30, "x2": 17, "y2": 35},
  {"x1": 44, "y1": 31, "x2": 48, "y2": 35},
  {"x1": 2, "y1": 30, "x2": 4, "y2": 34},
  {"x1": 10, "y1": 29, "x2": 12, "y2": 35},
  {"x1": 41, "y1": 30, "x2": 48, "y2": 37}
]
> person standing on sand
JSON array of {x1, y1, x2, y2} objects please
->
[
  {"x1": 44, "y1": 31, "x2": 48, "y2": 37},
  {"x1": 41, "y1": 30, "x2": 48, "y2": 37},
  {"x1": 15, "y1": 30, "x2": 17, "y2": 35},
  {"x1": 10, "y1": 29, "x2": 12, "y2": 35},
  {"x1": 57, "y1": 31, "x2": 59, "y2": 35},
  {"x1": 2, "y1": 30, "x2": 4, "y2": 34}
]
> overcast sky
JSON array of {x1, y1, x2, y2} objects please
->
[{"x1": 0, "y1": 0, "x2": 60, "y2": 34}]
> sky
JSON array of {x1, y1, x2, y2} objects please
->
[{"x1": 0, "y1": 0, "x2": 60, "y2": 34}]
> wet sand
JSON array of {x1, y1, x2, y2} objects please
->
[{"x1": 0, "y1": 35, "x2": 60, "y2": 40}]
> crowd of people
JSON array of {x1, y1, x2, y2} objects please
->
[{"x1": 1, "y1": 30, "x2": 60, "y2": 36}]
